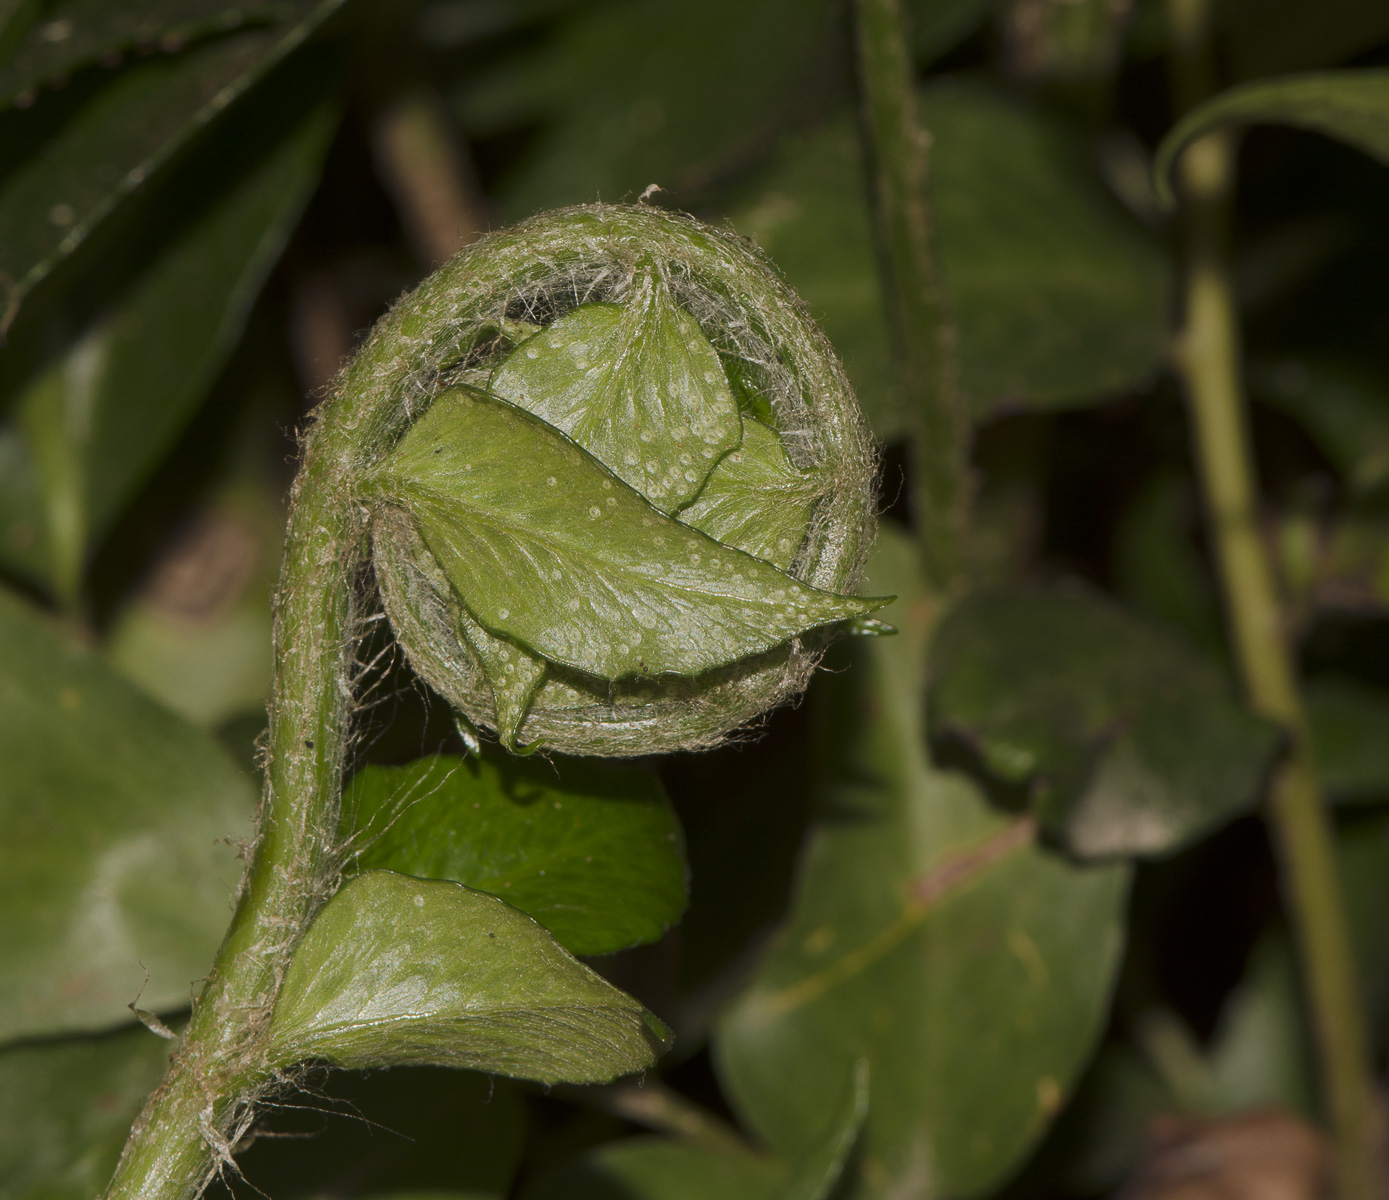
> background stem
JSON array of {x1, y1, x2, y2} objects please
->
[
  {"x1": 1166, "y1": 2, "x2": 1381, "y2": 1195},
  {"x1": 852, "y1": 0, "x2": 969, "y2": 592},
  {"x1": 102, "y1": 414, "x2": 365, "y2": 1199}
]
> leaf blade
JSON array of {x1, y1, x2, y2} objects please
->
[
  {"x1": 1154, "y1": 69, "x2": 1389, "y2": 208},
  {"x1": 268, "y1": 870, "x2": 672, "y2": 1084},
  {"x1": 0, "y1": 584, "x2": 256, "y2": 1043},
  {"x1": 374, "y1": 387, "x2": 884, "y2": 681},
  {"x1": 347, "y1": 753, "x2": 688, "y2": 957}
]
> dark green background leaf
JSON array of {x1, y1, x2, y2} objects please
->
[
  {"x1": 0, "y1": 1025, "x2": 172, "y2": 1199},
  {"x1": 0, "y1": 0, "x2": 291, "y2": 107},
  {"x1": 716, "y1": 528, "x2": 1130, "y2": 1200},
  {"x1": 0, "y1": 584, "x2": 255, "y2": 1044},
  {"x1": 0, "y1": 97, "x2": 335, "y2": 594},
  {"x1": 1308, "y1": 678, "x2": 1389, "y2": 803},
  {"x1": 728, "y1": 84, "x2": 1169, "y2": 439},
  {"x1": 0, "y1": 0, "x2": 343, "y2": 322},
  {"x1": 930, "y1": 587, "x2": 1280, "y2": 859},
  {"x1": 1154, "y1": 69, "x2": 1389, "y2": 207},
  {"x1": 348, "y1": 752, "x2": 688, "y2": 957},
  {"x1": 268, "y1": 870, "x2": 672, "y2": 1083}
]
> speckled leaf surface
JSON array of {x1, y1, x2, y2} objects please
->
[
  {"x1": 930, "y1": 588, "x2": 1280, "y2": 859},
  {"x1": 715, "y1": 528, "x2": 1129, "y2": 1200},
  {"x1": 371, "y1": 387, "x2": 884, "y2": 681},
  {"x1": 268, "y1": 870, "x2": 671, "y2": 1083},
  {"x1": 457, "y1": 608, "x2": 549, "y2": 750},
  {"x1": 679, "y1": 418, "x2": 827, "y2": 569},
  {"x1": 0, "y1": 0, "x2": 344, "y2": 323},
  {"x1": 1155, "y1": 68, "x2": 1389, "y2": 206},
  {"x1": 347, "y1": 753, "x2": 687, "y2": 957},
  {"x1": 490, "y1": 271, "x2": 742, "y2": 512},
  {"x1": 0, "y1": 1025, "x2": 172, "y2": 1199},
  {"x1": 0, "y1": 0, "x2": 295, "y2": 107},
  {"x1": 0, "y1": 584, "x2": 255, "y2": 1043}
]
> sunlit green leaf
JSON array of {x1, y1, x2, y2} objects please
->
[
  {"x1": 0, "y1": 98, "x2": 334, "y2": 597},
  {"x1": 716, "y1": 527, "x2": 1130, "y2": 1200},
  {"x1": 0, "y1": 0, "x2": 293, "y2": 108},
  {"x1": 267, "y1": 870, "x2": 671, "y2": 1083},
  {"x1": 346, "y1": 753, "x2": 687, "y2": 957},
  {"x1": 371, "y1": 387, "x2": 884, "y2": 682},
  {"x1": 0, "y1": 1025, "x2": 172, "y2": 1199},
  {"x1": 930, "y1": 588, "x2": 1279, "y2": 859},
  {"x1": 0, "y1": 584, "x2": 255, "y2": 1043},
  {"x1": 678, "y1": 418, "x2": 827, "y2": 570},
  {"x1": 1154, "y1": 69, "x2": 1389, "y2": 207},
  {"x1": 0, "y1": 0, "x2": 344, "y2": 324},
  {"x1": 490, "y1": 271, "x2": 742, "y2": 512}
]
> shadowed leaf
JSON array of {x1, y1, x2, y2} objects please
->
[
  {"x1": 0, "y1": 585, "x2": 255, "y2": 1043},
  {"x1": 347, "y1": 753, "x2": 687, "y2": 957},
  {"x1": 930, "y1": 588, "x2": 1279, "y2": 859}
]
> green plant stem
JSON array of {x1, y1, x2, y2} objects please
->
[
  {"x1": 1167, "y1": 3, "x2": 1380, "y2": 1196},
  {"x1": 102, "y1": 412, "x2": 367, "y2": 1198},
  {"x1": 852, "y1": 0, "x2": 969, "y2": 591}
]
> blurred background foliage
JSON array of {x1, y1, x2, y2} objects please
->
[{"x1": 2, "y1": 0, "x2": 1389, "y2": 1198}]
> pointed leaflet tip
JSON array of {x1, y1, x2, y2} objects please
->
[
  {"x1": 457, "y1": 607, "x2": 547, "y2": 751},
  {"x1": 490, "y1": 265, "x2": 743, "y2": 512},
  {"x1": 371, "y1": 387, "x2": 890, "y2": 683}
]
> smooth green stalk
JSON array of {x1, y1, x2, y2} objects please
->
[
  {"x1": 1167, "y1": 2, "x2": 1380, "y2": 1196},
  {"x1": 852, "y1": 0, "x2": 969, "y2": 591},
  {"x1": 102, "y1": 387, "x2": 371, "y2": 1198}
]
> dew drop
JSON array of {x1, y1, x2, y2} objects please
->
[
  {"x1": 499, "y1": 609, "x2": 510, "y2": 619},
  {"x1": 624, "y1": 452, "x2": 639, "y2": 466},
  {"x1": 710, "y1": 558, "x2": 721, "y2": 568},
  {"x1": 547, "y1": 476, "x2": 557, "y2": 486},
  {"x1": 683, "y1": 469, "x2": 698, "y2": 482},
  {"x1": 526, "y1": 346, "x2": 539, "y2": 359},
  {"x1": 619, "y1": 644, "x2": 631, "y2": 655},
  {"x1": 588, "y1": 506, "x2": 602, "y2": 519},
  {"x1": 640, "y1": 430, "x2": 653, "y2": 443},
  {"x1": 569, "y1": 599, "x2": 581, "y2": 612},
  {"x1": 703, "y1": 371, "x2": 717, "y2": 383},
  {"x1": 548, "y1": 335, "x2": 563, "y2": 349},
  {"x1": 701, "y1": 447, "x2": 715, "y2": 458},
  {"x1": 505, "y1": 662, "x2": 516, "y2": 674},
  {"x1": 606, "y1": 497, "x2": 617, "y2": 508},
  {"x1": 601, "y1": 479, "x2": 612, "y2": 489},
  {"x1": 690, "y1": 554, "x2": 701, "y2": 565}
]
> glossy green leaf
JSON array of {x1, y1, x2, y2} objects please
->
[
  {"x1": 1308, "y1": 677, "x2": 1389, "y2": 803},
  {"x1": 1250, "y1": 356, "x2": 1389, "y2": 496},
  {"x1": 678, "y1": 418, "x2": 827, "y2": 570},
  {"x1": 930, "y1": 588, "x2": 1279, "y2": 859},
  {"x1": 728, "y1": 85, "x2": 1168, "y2": 438},
  {"x1": 267, "y1": 870, "x2": 672, "y2": 1083},
  {"x1": 491, "y1": 275, "x2": 743, "y2": 512},
  {"x1": 0, "y1": 0, "x2": 343, "y2": 325},
  {"x1": 371, "y1": 387, "x2": 884, "y2": 681},
  {"x1": 0, "y1": 1025, "x2": 172, "y2": 1199},
  {"x1": 0, "y1": 0, "x2": 290, "y2": 107},
  {"x1": 525, "y1": 1061, "x2": 867, "y2": 1200},
  {"x1": 346, "y1": 752, "x2": 687, "y2": 957},
  {"x1": 0, "y1": 585, "x2": 256, "y2": 1043},
  {"x1": 1155, "y1": 69, "x2": 1389, "y2": 208},
  {"x1": 715, "y1": 527, "x2": 1130, "y2": 1200},
  {"x1": 0, "y1": 98, "x2": 334, "y2": 595}
]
